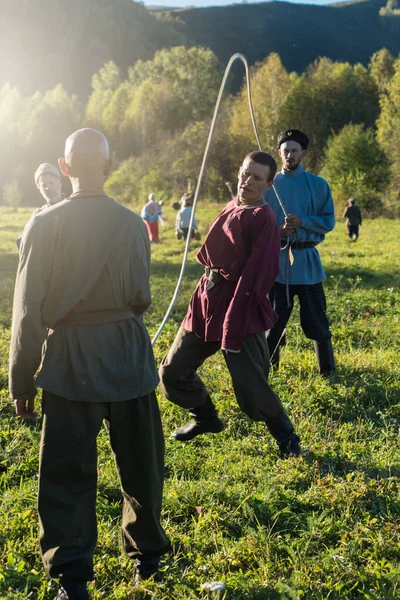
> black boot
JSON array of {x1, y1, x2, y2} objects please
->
[
  {"x1": 314, "y1": 339, "x2": 335, "y2": 376},
  {"x1": 266, "y1": 410, "x2": 301, "y2": 459},
  {"x1": 278, "y1": 432, "x2": 302, "y2": 458},
  {"x1": 54, "y1": 582, "x2": 89, "y2": 600},
  {"x1": 134, "y1": 557, "x2": 162, "y2": 584},
  {"x1": 172, "y1": 398, "x2": 224, "y2": 442}
]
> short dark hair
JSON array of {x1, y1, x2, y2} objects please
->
[{"x1": 244, "y1": 151, "x2": 277, "y2": 182}]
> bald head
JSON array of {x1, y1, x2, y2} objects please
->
[
  {"x1": 59, "y1": 128, "x2": 111, "y2": 189},
  {"x1": 65, "y1": 128, "x2": 109, "y2": 161}
]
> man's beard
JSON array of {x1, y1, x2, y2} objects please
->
[{"x1": 284, "y1": 159, "x2": 302, "y2": 172}]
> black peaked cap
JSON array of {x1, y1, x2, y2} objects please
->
[{"x1": 277, "y1": 129, "x2": 309, "y2": 149}]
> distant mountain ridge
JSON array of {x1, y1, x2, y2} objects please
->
[
  {"x1": 159, "y1": 0, "x2": 400, "y2": 75},
  {"x1": 0, "y1": 0, "x2": 399, "y2": 97}
]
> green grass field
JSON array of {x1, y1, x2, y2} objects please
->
[{"x1": 0, "y1": 205, "x2": 399, "y2": 600}]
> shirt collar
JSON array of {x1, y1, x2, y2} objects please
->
[
  {"x1": 235, "y1": 196, "x2": 266, "y2": 208},
  {"x1": 280, "y1": 165, "x2": 305, "y2": 178}
]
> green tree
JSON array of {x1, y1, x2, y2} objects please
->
[
  {"x1": 380, "y1": 0, "x2": 400, "y2": 16},
  {"x1": 278, "y1": 58, "x2": 380, "y2": 172},
  {"x1": 377, "y1": 58, "x2": 400, "y2": 209},
  {"x1": 87, "y1": 47, "x2": 220, "y2": 162},
  {"x1": 128, "y1": 46, "x2": 220, "y2": 125},
  {"x1": 369, "y1": 49, "x2": 396, "y2": 94},
  {"x1": 122, "y1": 79, "x2": 182, "y2": 155},
  {"x1": 321, "y1": 124, "x2": 389, "y2": 213},
  {"x1": 230, "y1": 53, "x2": 296, "y2": 163},
  {"x1": 105, "y1": 157, "x2": 141, "y2": 205},
  {"x1": 86, "y1": 62, "x2": 122, "y2": 127}
]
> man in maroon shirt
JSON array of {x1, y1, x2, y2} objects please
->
[{"x1": 159, "y1": 152, "x2": 301, "y2": 458}]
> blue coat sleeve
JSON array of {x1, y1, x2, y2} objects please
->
[{"x1": 300, "y1": 178, "x2": 336, "y2": 235}]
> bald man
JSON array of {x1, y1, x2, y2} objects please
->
[{"x1": 9, "y1": 129, "x2": 170, "y2": 600}]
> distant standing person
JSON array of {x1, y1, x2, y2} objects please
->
[
  {"x1": 16, "y1": 163, "x2": 64, "y2": 249},
  {"x1": 9, "y1": 129, "x2": 170, "y2": 600},
  {"x1": 175, "y1": 195, "x2": 199, "y2": 240},
  {"x1": 343, "y1": 198, "x2": 362, "y2": 241},
  {"x1": 265, "y1": 130, "x2": 336, "y2": 376},
  {"x1": 141, "y1": 193, "x2": 162, "y2": 243},
  {"x1": 34, "y1": 162, "x2": 64, "y2": 211},
  {"x1": 160, "y1": 151, "x2": 302, "y2": 459}
]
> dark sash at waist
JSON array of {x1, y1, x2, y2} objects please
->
[
  {"x1": 58, "y1": 309, "x2": 134, "y2": 326},
  {"x1": 204, "y1": 267, "x2": 225, "y2": 284},
  {"x1": 281, "y1": 241, "x2": 317, "y2": 250}
]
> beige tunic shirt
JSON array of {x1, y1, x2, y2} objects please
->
[{"x1": 9, "y1": 195, "x2": 158, "y2": 402}]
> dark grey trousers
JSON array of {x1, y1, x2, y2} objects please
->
[
  {"x1": 159, "y1": 327, "x2": 284, "y2": 422},
  {"x1": 38, "y1": 391, "x2": 170, "y2": 582}
]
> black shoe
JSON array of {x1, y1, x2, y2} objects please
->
[
  {"x1": 134, "y1": 558, "x2": 162, "y2": 584},
  {"x1": 278, "y1": 432, "x2": 302, "y2": 459},
  {"x1": 172, "y1": 417, "x2": 224, "y2": 441},
  {"x1": 54, "y1": 583, "x2": 89, "y2": 600}
]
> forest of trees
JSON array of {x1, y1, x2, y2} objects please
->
[{"x1": 1, "y1": 46, "x2": 400, "y2": 215}]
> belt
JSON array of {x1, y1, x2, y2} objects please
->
[
  {"x1": 204, "y1": 267, "x2": 224, "y2": 290},
  {"x1": 58, "y1": 309, "x2": 134, "y2": 326},
  {"x1": 205, "y1": 267, "x2": 224, "y2": 280},
  {"x1": 280, "y1": 241, "x2": 317, "y2": 249}
]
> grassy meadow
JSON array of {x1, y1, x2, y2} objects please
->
[{"x1": 0, "y1": 204, "x2": 399, "y2": 600}]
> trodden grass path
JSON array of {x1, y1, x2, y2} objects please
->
[{"x1": 0, "y1": 205, "x2": 399, "y2": 599}]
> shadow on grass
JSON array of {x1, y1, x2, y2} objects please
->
[
  {"x1": 151, "y1": 260, "x2": 203, "y2": 280},
  {"x1": 303, "y1": 364, "x2": 399, "y2": 424},
  {"x1": 314, "y1": 453, "x2": 400, "y2": 480},
  {"x1": 325, "y1": 266, "x2": 399, "y2": 290}
]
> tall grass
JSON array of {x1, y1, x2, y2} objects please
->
[{"x1": 0, "y1": 205, "x2": 399, "y2": 599}]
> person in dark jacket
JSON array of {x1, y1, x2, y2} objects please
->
[
  {"x1": 10, "y1": 129, "x2": 170, "y2": 600},
  {"x1": 343, "y1": 198, "x2": 362, "y2": 241}
]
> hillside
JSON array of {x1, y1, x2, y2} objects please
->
[
  {"x1": 160, "y1": 0, "x2": 400, "y2": 75},
  {"x1": 0, "y1": 0, "x2": 399, "y2": 97},
  {"x1": 0, "y1": 0, "x2": 187, "y2": 97}
]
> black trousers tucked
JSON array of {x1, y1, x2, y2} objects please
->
[
  {"x1": 267, "y1": 281, "x2": 332, "y2": 356},
  {"x1": 38, "y1": 391, "x2": 170, "y2": 582},
  {"x1": 159, "y1": 328, "x2": 284, "y2": 422},
  {"x1": 348, "y1": 224, "x2": 359, "y2": 239}
]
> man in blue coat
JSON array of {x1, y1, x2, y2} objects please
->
[{"x1": 265, "y1": 130, "x2": 336, "y2": 376}]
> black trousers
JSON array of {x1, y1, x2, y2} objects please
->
[
  {"x1": 159, "y1": 328, "x2": 284, "y2": 422},
  {"x1": 267, "y1": 282, "x2": 332, "y2": 355},
  {"x1": 38, "y1": 391, "x2": 170, "y2": 582},
  {"x1": 180, "y1": 228, "x2": 195, "y2": 240},
  {"x1": 348, "y1": 225, "x2": 359, "y2": 239}
]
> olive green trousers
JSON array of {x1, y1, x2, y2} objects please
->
[
  {"x1": 38, "y1": 391, "x2": 170, "y2": 582},
  {"x1": 159, "y1": 328, "x2": 284, "y2": 421}
]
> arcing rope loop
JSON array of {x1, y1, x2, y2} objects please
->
[{"x1": 151, "y1": 53, "x2": 286, "y2": 346}]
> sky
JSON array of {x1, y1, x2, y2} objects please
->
[{"x1": 144, "y1": 0, "x2": 333, "y2": 6}]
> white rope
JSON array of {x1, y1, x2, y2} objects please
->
[{"x1": 151, "y1": 53, "x2": 286, "y2": 346}]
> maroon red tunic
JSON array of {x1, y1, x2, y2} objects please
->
[{"x1": 182, "y1": 199, "x2": 280, "y2": 351}]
